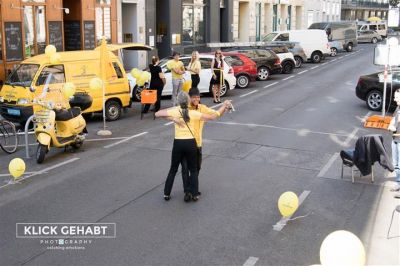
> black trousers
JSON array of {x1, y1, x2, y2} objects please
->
[
  {"x1": 143, "y1": 85, "x2": 163, "y2": 113},
  {"x1": 164, "y1": 139, "x2": 198, "y2": 196},
  {"x1": 182, "y1": 147, "x2": 202, "y2": 194},
  {"x1": 191, "y1": 74, "x2": 200, "y2": 88}
]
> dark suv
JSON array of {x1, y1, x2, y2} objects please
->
[{"x1": 222, "y1": 48, "x2": 282, "y2": 81}]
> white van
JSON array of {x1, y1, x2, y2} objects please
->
[
  {"x1": 357, "y1": 21, "x2": 387, "y2": 38},
  {"x1": 263, "y1": 30, "x2": 331, "y2": 63}
]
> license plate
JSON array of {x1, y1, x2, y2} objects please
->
[{"x1": 7, "y1": 108, "x2": 21, "y2": 116}]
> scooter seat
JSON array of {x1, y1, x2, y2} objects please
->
[{"x1": 55, "y1": 107, "x2": 81, "y2": 121}]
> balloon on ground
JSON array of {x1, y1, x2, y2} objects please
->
[
  {"x1": 9, "y1": 158, "x2": 26, "y2": 179},
  {"x1": 278, "y1": 191, "x2": 299, "y2": 217}
]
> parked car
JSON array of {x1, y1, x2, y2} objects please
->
[
  {"x1": 329, "y1": 41, "x2": 344, "y2": 56},
  {"x1": 223, "y1": 52, "x2": 258, "y2": 88},
  {"x1": 357, "y1": 21, "x2": 387, "y2": 38},
  {"x1": 224, "y1": 48, "x2": 282, "y2": 80},
  {"x1": 263, "y1": 29, "x2": 331, "y2": 63},
  {"x1": 261, "y1": 44, "x2": 296, "y2": 74},
  {"x1": 131, "y1": 54, "x2": 236, "y2": 101},
  {"x1": 309, "y1": 21, "x2": 358, "y2": 52},
  {"x1": 357, "y1": 30, "x2": 383, "y2": 43},
  {"x1": 355, "y1": 71, "x2": 400, "y2": 111},
  {"x1": 271, "y1": 41, "x2": 307, "y2": 68}
]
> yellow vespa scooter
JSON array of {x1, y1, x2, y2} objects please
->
[{"x1": 31, "y1": 75, "x2": 92, "y2": 163}]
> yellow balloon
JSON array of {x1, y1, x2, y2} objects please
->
[
  {"x1": 130, "y1": 68, "x2": 142, "y2": 79},
  {"x1": 50, "y1": 53, "x2": 61, "y2": 64},
  {"x1": 278, "y1": 191, "x2": 299, "y2": 217},
  {"x1": 320, "y1": 230, "x2": 366, "y2": 266},
  {"x1": 89, "y1": 78, "x2": 103, "y2": 90},
  {"x1": 9, "y1": 158, "x2": 26, "y2": 179},
  {"x1": 136, "y1": 76, "x2": 147, "y2": 87},
  {"x1": 63, "y1": 82, "x2": 76, "y2": 98},
  {"x1": 182, "y1": 80, "x2": 192, "y2": 92},
  {"x1": 45, "y1": 45, "x2": 57, "y2": 57},
  {"x1": 144, "y1": 71, "x2": 151, "y2": 81}
]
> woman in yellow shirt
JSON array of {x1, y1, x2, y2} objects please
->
[
  {"x1": 187, "y1": 51, "x2": 201, "y2": 88},
  {"x1": 156, "y1": 91, "x2": 231, "y2": 202}
]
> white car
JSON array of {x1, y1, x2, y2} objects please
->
[{"x1": 130, "y1": 54, "x2": 236, "y2": 101}]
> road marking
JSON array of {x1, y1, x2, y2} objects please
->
[
  {"x1": 164, "y1": 121, "x2": 174, "y2": 126},
  {"x1": 297, "y1": 70, "x2": 308, "y2": 75},
  {"x1": 86, "y1": 136, "x2": 128, "y2": 142},
  {"x1": 282, "y1": 75, "x2": 295, "y2": 81},
  {"x1": 212, "y1": 121, "x2": 351, "y2": 137},
  {"x1": 104, "y1": 132, "x2": 148, "y2": 149},
  {"x1": 0, "y1": 171, "x2": 46, "y2": 178},
  {"x1": 210, "y1": 103, "x2": 223, "y2": 109},
  {"x1": 317, "y1": 153, "x2": 339, "y2": 177},
  {"x1": 0, "y1": 158, "x2": 80, "y2": 189},
  {"x1": 331, "y1": 59, "x2": 337, "y2": 62},
  {"x1": 263, "y1": 81, "x2": 279, "y2": 88},
  {"x1": 273, "y1": 190, "x2": 311, "y2": 231},
  {"x1": 338, "y1": 56, "x2": 344, "y2": 59},
  {"x1": 344, "y1": 54, "x2": 350, "y2": 57},
  {"x1": 240, "y1": 90, "x2": 258, "y2": 98},
  {"x1": 310, "y1": 65, "x2": 319, "y2": 69},
  {"x1": 243, "y1": 257, "x2": 259, "y2": 266}
]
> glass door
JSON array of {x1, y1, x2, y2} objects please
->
[{"x1": 23, "y1": 5, "x2": 46, "y2": 58}]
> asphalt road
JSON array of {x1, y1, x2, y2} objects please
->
[{"x1": 1, "y1": 44, "x2": 399, "y2": 266}]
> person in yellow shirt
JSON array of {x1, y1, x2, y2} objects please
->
[
  {"x1": 155, "y1": 91, "x2": 232, "y2": 202},
  {"x1": 166, "y1": 51, "x2": 185, "y2": 106},
  {"x1": 181, "y1": 87, "x2": 231, "y2": 200},
  {"x1": 186, "y1": 51, "x2": 201, "y2": 88}
]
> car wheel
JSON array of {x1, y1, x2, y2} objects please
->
[
  {"x1": 330, "y1": 48, "x2": 338, "y2": 57},
  {"x1": 294, "y1": 56, "x2": 303, "y2": 68},
  {"x1": 236, "y1": 74, "x2": 250, "y2": 88},
  {"x1": 220, "y1": 81, "x2": 230, "y2": 97},
  {"x1": 105, "y1": 100, "x2": 122, "y2": 121},
  {"x1": 133, "y1": 86, "x2": 144, "y2": 102},
  {"x1": 366, "y1": 90, "x2": 383, "y2": 111},
  {"x1": 346, "y1": 43, "x2": 353, "y2": 52},
  {"x1": 257, "y1": 67, "x2": 270, "y2": 81},
  {"x1": 311, "y1": 51, "x2": 322, "y2": 63},
  {"x1": 372, "y1": 37, "x2": 378, "y2": 44},
  {"x1": 282, "y1": 61, "x2": 294, "y2": 74}
]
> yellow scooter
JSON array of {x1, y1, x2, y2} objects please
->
[{"x1": 31, "y1": 76, "x2": 92, "y2": 163}]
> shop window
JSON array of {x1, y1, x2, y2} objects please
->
[
  {"x1": 182, "y1": 0, "x2": 206, "y2": 46},
  {"x1": 96, "y1": 6, "x2": 111, "y2": 43},
  {"x1": 23, "y1": 5, "x2": 46, "y2": 58},
  {"x1": 36, "y1": 65, "x2": 65, "y2": 86},
  {"x1": 96, "y1": 0, "x2": 111, "y2": 4},
  {"x1": 199, "y1": 58, "x2": 212, "y2": 69}
]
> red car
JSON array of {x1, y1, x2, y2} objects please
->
[{"x1": 223, "y1": 52, "x2": 258, "y2": 88}]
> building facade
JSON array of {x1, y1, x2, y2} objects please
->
[
  {"x1": 341, "y1": 0, "x2": 389, "y2": 20},
  {"x1": 304, "y1": 0, "x2": 341, "y2": 27},
  {"x1": 232, "y1": 0, "x2": 305, "y2": 42},
  {"x1": 0, "y1": 0, "x2": 118, "y2": 83}
]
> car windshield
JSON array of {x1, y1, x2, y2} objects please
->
[
  {"x1": 5, "y1": 64, "x2": 39, "y2": 87},
  {"x1": 263, "y1": 33, "x2": 278, "y2": 42},
  {"x1": 309, "y1": 23, "x2": 328, "y2": 30}
]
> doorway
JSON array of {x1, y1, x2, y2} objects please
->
[
  {"x1": 238, "y1": 2, "x2": 249, "y2": 41},
  {"x1": 122, "y1": 3, "x2": 138, "y2": 70}
]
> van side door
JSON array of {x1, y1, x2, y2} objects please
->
[{"x1": 107, "y1": 61, "x2": 130, "y2": 108}]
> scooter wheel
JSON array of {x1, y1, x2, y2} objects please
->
[
  {"x1": 36, "y1": 144, "x2": 47, "y2": 164},
  {"x1": 71, "y1": 141, "x2": 83, "y2": 150}
]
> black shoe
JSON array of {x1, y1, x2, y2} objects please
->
[
  {"x1": 191, "y1": 195, "x2": 200, "y2": 202},
  {"x1": 164, "y1": 195, "x2": 171, "y2": 201},
  {"x1": 184, "y1": 193, "x2": 192, "y2": 202}
]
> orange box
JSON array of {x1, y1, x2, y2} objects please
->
[{"x1": 141, "y1": 90, "x2": 157, "y2": 104}]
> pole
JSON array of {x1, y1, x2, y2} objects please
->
[
  {"x1": 97, "y1": 80, "x2": 112, "y2": 136},
  {"x1": 382, "y1": 42, "x2": 391, "y2": 117}
]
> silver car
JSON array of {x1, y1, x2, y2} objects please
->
[
  {"x1": 357, "y1": 30, "x2": 382, "y2": 44},
  {"x1": 272, "y1": 41, "x2": 307, "y2": 68}
]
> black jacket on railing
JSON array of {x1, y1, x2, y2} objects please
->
[{"x1": 353, "y1": 134, "x2": 394, "y2": 176}]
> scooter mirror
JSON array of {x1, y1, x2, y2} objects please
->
[{"x1": 30, "y1": 86, "x2": 36, "y2": 93}]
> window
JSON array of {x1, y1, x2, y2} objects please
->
[
  {"x1": 275, "y1": 33, "x2": 289, "y2": 41},
  {"x1": 228, "y1": 56, "x2": 244, "y2": 66},
  {"x1": 370, "y1": 25, "x2": 377, "y2": 31},
  {"x1": 23, "y1": 5, "x2": 46, "y2": 58},
  {"x1": 182, "y1": 0, "x2": 206, "y2": 45},
  {"x1": 96, "y1": 1, "x2": 111, "y2": 43},
  {"x1": 239, "y1": 50, "x2": 256, "y2": 59},
  {"x1": 113, "y1": 62, "x2": 124, "y2": 79},
  {"x1": 36, "y1": 65, "x2": 65, "y2": 86},
  {"x1": 256, "y1": 50, "x2": 271, "y2": 58},
  {"x1": 199, "y1": 58, "x2": 212, "y2": 69},
  {"x1": 6, "y1": 64, "x2": 39, "y2": 87},
  {"x1": 255, "y1": 3, "x2": 261, "y2": 41},
  {"x1": 378, "y1": 24, "x2": 386, "y2": 30}
]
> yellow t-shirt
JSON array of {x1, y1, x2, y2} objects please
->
[
  {"x1": 167, "y1": 107, "x2": 202, "y2": 140},
  {"x1": 188, "y1": 60, "x2": 201, "y2": 75},
  {"x1": 189, "y1": 103, "x2": 220, "y2": 147},
  {"x1": 167, "y1": 60, "x2": 184, "y2": 80}
]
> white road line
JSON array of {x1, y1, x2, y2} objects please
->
[
  {"x1": 240, "y1": 90, "x2": 258, "y2": 98},
  {"x1": 263, "y1": 81, "x2": 279, "y2": 88},
  {"x1": 338, "y1": 56, "x2": 344, "y2": 59},
  {"x1": 243, "y1": 257, "x2": 259, "y2": 266},
  {"x1": 310, "y1": 65, "x2": 319, "y2": 70},
  {"x1": 210, "y1": 103, "x2": 223, "y2": 109},
  {"x1": 0, "y1": 158, "x2": 80, "y2": 189},
  {"x1": 86, "y1": 136, "x2": 128, "y2": 142},
  {"x1": 212, "y1": 121, "x2": 350, "y2": 137},
  {"x1": 282, "y1": 75, "x2": 295, "y2": 81},
  {"x1": 104, "y1": 132, "x2": 148, "y2": 149},
  {"x1": 331, "y1": 59, "x2": 337, "y2": 62},
  {"x1": 0, "y1": 171, "x2": 46, "y2": 178},
  {"x1": 344, "y1": 54, "x2": 350, "y2": 57},
  {"x1": 273, "y1": 190, "x2": 311, "y2": 231},
  {"x1": 297, "y1": 70, "x2": 308, "y2": 75},
  {"x1": 317, "y1": 153, "x2": 339, "y2": 177},
  {"x1": 164, "y1": 121, "x2": 174, "y2": 126}
]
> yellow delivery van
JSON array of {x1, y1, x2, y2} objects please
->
[{"x1": 0, "y1": 44, "x2": 151, "y2": 124}]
